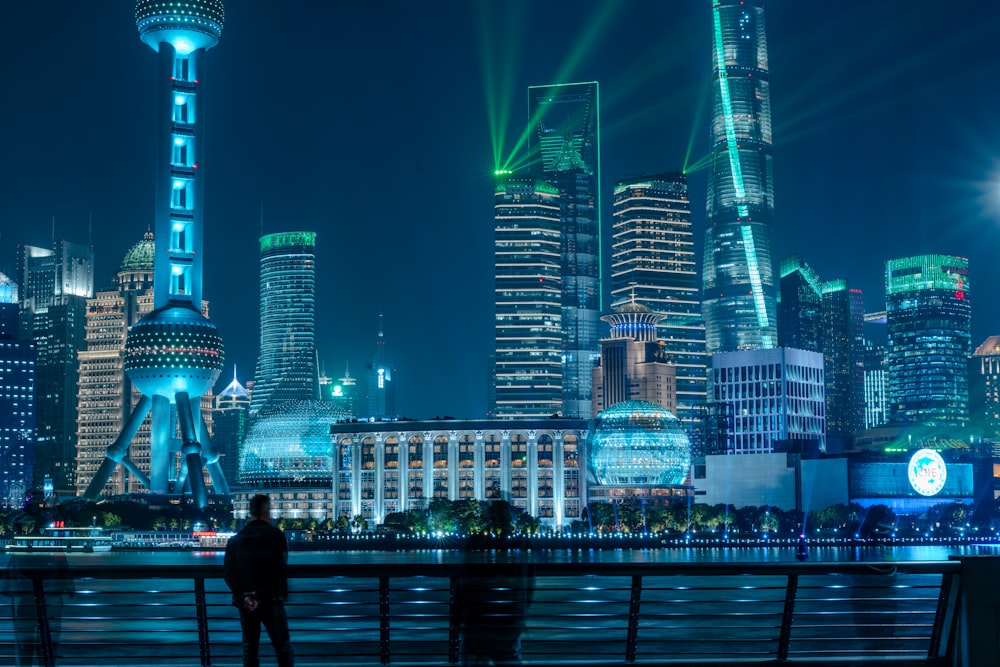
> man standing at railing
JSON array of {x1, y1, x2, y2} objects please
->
[{"x1": 224, "y1": 494, "x2": 295, "y2": 667}]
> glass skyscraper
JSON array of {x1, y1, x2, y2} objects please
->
[
  {"x1": 821, "y1": 281, "x2": 864, "y2": 439},
  {"x1": 703, "y1": 0, "x2": 777, "y2": 354},
  {"x1": 777, "y1": 255, "x2": 822, "y2": 353},
  {"x1": 528, "y1": 82, "x2": 600, "y2": 418},
  {"x1": 250, "y1": 232, "x2": 320, "y2": 417},
  {"x1": 886, "y1": 254, "x2": 970, "y2": 427},
  {"x1": 492, "y1": 175, "x2": 563, "y2": 418},
  {"x1": 610, "y1": 173, "x2": 706, "y2": 447}
]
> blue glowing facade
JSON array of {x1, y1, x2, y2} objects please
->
[
  {"x1": 588, "y1": 401, "x2": 691, "y2": 487},
  {"x1": 0, "y1": 339, "x2": 35, "y2": 508},
  {"x1": 366, "y1": 314, "x2": 396, "y2": 421},
  {"x1": 240, "y1": 400, "x2": 349, "y2": 488},
  {"x1": 529, "y1": 82, "x2": 601, "y2": 418},
  {"x1": 84, "y1": 1, "x2": 227, "y2": 508},
  {"x1": 703, "y1": 0, "x2": 777, "y2": 353},
  {"x1": 251, "y1": 232, "x2": 320, "y2": 417},
  {"x1": 886, "y1": 255, "x2": 971, "y2": 428}
]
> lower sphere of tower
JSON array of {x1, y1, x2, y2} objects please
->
[{"x1": 124, "y1": 304, "x2": 224, "y2": 400}]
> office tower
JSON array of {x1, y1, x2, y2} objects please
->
[
  {"x1": 85, "y1": 1, "x2": 228, "y2": 509},
  {"x1": 250, "y1": 231, "x2": 320, "y2": 417},
  {"x1": 971, "y1": 337, "x2": 1000, "y2": 442},
  {"x1": 529, "y1": 82, "x2": 601, "y2": 418},
  {"x1": 821, "y1": 281, "x2": 864, "y2": 440},
  {"x1": 213, "y1": 366, "x2": 250, "y2": 491},
  {"x1": 76, "y1": 231, "x2": 155, "y2": 496},
  {"x1": 886, "y1": 255, "x2": 970, "y2": 427},
  {"x1": 18, "y1": 240, "x2": 93, "y2": 494},
  {"x1": 366, "y1": 315, "x2": 396, "y2": 421},
  {"x1": 0, "y1": 339, "x2": 35, "y2": 508},
  {"x1": 777, "y1": 255, "x2": 822, "y2": 352},
  {"x1": 0, "y1": 273, "x2": 18, "y2": 339},
  {"x1": 863, "y1": 339, "x2": 889, "y2": 430},
  {"x1": 711, "y1": 347, "x2": 825, "y2": 454},
  {"x1": 321, "y1": 363, "x2": 359, "y2": 419},
  {"x1": 591, "y1": 300, "x2": 676, "y2": 416},
  {"x1": 610, "y1": 174, "x2": 706, "y2": 446},
  {"x1": 492, "y1": 174, "x2": 563, "y2": 418},
  {"x1": 703, "y1": 0, "x2": 777, "y2": 353}
]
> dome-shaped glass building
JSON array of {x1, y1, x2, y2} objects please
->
[
  {"x1": 240, "y1": 400, "x2": 350, "y2": 486},
  {"x1": 589, "y1": 401, "x2": 691, "y2": 486}
]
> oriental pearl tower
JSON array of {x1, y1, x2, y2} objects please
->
[{"x1": 84, "y1": 1, "x2": 228, "y2": 508}]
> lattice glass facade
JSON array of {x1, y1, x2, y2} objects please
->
[
  {"x1": 0, "y1": 340, "x2": 35, "y2": 508},
  {"x1": 777, "y1": 255, "x2": 822, "y2": 352},
  {"x1": 703, "y1": 0, "x2": 777, "y2": 353},
  {"x1": 588, "y1": 401, "x2": 690, "y2": 486},
  {"x1": 611, "y1": 175, "x2": 705, "y2": 446},
  {"x1": 886, "y1": 255, "x2": 970, "y2": 427},
  {"x1": 711, "y1": 347, "x2": 825, "y2": 454},
  {"x1": 822, "y1": 282, "x2": 864, "y2": 438},
  {"x1": 251, "y1": 232, "x2": 320, "y2": 416}
]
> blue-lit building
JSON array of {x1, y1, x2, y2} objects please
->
[
  {"x1": 492, "y1": 174, "x2": 563, "y2": 418},
  {"x1": 18, "y1": 240, "x2": 93, "y2": 495},
  {"x1": 777, "y1": 255, "x2": 822, "y2": 353},
  {"x1": 250, "y1": 231, "x2": 320, "y2": 417},
  {"x1": 321, "y1": 364, "x2": 359, "y2": 420},
  {"x1": 822, "y1": 281, "x2": 865, "y2": 441},
  {"x1": 610, "y1": 174, "x2": 706, "y2": 449},
  {"x1": 84, "y1": 0, "x2": 228, "y2": 508},
  {"x1": 529, "y1": 82, "x2": 601, "y2": 418},
  {"x1": 0, "y1": 338, "x2": 35, "y2": 508},
  {"x1": 0, "y1": 273, "x2": 18, "y2": 340},
  {"x1": 863, "y1": 339, "x2": 889, "y2": 430},
  {"x1": 587, "y1": 401, "x2": 691, "y2": 504},
  {"x1": 214, "y1": 366, "x2": 250, "y2": 491},
  {"x1": 886, "y1": 255, "x2": 970, "y2": 427},
  {"x1": 703, "y1": 0, "x2": 777, "y2": 353}
]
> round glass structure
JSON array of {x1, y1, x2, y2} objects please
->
[
  {"x1": 120, "y1": 230, "x2": 155, "y2": 273},
  {"x1": 240, "y1": 400, "x2": 350, "y2": 486},
  {"x1": 124, "y1": 304, "x2": 224, "y2": 399},
  {"x1": 136, "y1": 0, "x2": 225, "y2": 52},
  {"x1": 589, "y1": 401, "x2": 691, "y2": 486}
]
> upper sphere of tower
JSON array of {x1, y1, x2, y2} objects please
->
[
  {"x1": 136, "y1": 1, "x2": 225, "y2": 54},
  {"x1": 124, "y1": 303, "x2": 224, "y2": 400}
]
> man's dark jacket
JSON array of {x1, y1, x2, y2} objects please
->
[{"x1": 223, "y1": 520, "x2": 289, "y2": 607}]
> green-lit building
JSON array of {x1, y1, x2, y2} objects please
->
[{"x1": 886, "y1": 254, "x2": 970, "y2": 427}]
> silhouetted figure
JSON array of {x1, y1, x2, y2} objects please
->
[
  {"x1": 457, "y1": 503, "x2": 534, "y2": 667},
  {"x1": 3, "y1": 553, "x2": 74, "y2": 666},
  {"x1": 224, "y1": 494, "x2": 294, "y2": 667}
]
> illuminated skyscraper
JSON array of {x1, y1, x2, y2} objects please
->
[
  {"x1": 529, "y1": 82, "x2": 601, "y2": 418},
  {"x1": 610, "y1": 174, "x2": 705, "y2": 442},
  {"x1": 0, "y1": 273, "x2": 20, "y2": 340},
  {"x1": 886, "y1": 255, "x2": 970, "y2": 427},
  {"x1": 492, "y1": 174, "x2": 563, "y2": 418},
  {"x1": 821, "y1": 281, "x2": 864, "y2": 440},
  {"x1": 777, "y1": 255, "x2": 822, "y2": 353},
  {"x1": 971, "y1": 336, "x2": 1000, "y2": 442},
  {"x1": 863, "y1": 339, "x2": 889, "y2": 430},
  {"x1": 213, "y1": 366, "x2": 250, "y2": 491},
  {"x1": 85, "y1": 1, "x2": 227, "y2": 508},
  {"x1": 250, "y1": 232, "x2": 320, "y2": 417},
  {"x1": 366, "y1": 315, "x2": 396, "y2": 421},
  {"x1": 0, "y1": 339, "x2": 34, "y2": 508},
  {"x1": 18, "y1": 240, "x2": 93, "y2": 494},
  {"x1": 703, "y1": 0, "x2": 777, "y2": 353}
]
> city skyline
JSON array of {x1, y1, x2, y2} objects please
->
[{"x1": 1, "y1": 2, "x2": 998, "y2": 419}]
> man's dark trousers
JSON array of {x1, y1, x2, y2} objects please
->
[{"x1": 238, "y1": 600, "x2": 294, "y2": 667}]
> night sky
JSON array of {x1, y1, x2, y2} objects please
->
[{"x1": 1, "y1": 1, "x2": 998, "y2": 419}]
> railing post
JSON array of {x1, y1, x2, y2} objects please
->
[
  {"x1": 194, "y1": 577, "x2": 211, "y2": 666},
  {"x1": 625, "y1": 575, "x2": 642, "y2": 663},
  {"x1": 379, "y1": 576, "x2": 391, "y2": 665},
  {"x1": 448, "y1": 576, "x2": 460, "y2": 664},
  {"x1": 929, "y1": 569, "x2": 959, "y2": 659},
  {"x1": 776, "y1": 573, "x2": 798, "y2": 661},
  {"x1": 32, "y1": 577, "x2": 54, "y2": 667}
]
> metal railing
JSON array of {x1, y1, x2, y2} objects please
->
[{"x1": 0, "y1": 558, "x2": 971, "y2": 666}]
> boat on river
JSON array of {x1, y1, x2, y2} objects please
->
[{"x1": 5, "y1": 525, "x2": 113, "y2": 553}]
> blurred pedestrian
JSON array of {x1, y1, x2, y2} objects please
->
[{"x1": 224, "y1": 494, "x2": 294, "y2": 667}]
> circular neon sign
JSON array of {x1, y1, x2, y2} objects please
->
[{"x1": 908, "y1": 449, "x2": 947, "y2": 496}]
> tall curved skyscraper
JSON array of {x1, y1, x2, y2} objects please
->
[
  {"x1": 250, "y1": 232, "x2": 320, "y2": 417},
  {"x1": 703, "y1": 0, "x2": 777, "y2": 353}
]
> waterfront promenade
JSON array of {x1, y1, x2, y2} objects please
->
[{"x1": 4, "y1": 548, "x2": 995, "y2": 666}]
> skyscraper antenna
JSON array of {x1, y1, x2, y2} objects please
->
[
  {"x1": 88, "y1": 211, "x2": 93, "y2": 245},
  {"x1": 260, "y1": 202, "x2": 264, "y2": 238},
  {"x1": 51, "y1": 216, "x2": 56, "y2": 245}
]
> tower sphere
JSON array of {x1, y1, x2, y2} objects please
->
[
  {"x1": 589, "y1": 400, "x2": 691, "y2": 486},
  {"x1": 124, "y1": 304, "x2": 224, "y2": 400},
  {"x1": 136, "y1": 0, "x2": 225, "y2": 54}
]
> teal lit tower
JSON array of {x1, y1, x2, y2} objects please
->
[
  {"x1": 886, "y1": 255, "x2": 970, "y2": 427},
  {"x1": 85, "y1": 1, "x2": 227, "y2": 508},
  {"x1": 703, "y1": 0, "x2": 777, "y2": 353}
]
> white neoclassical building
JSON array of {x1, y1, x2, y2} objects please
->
[{"x1": 331, "y1": 418, "x2": 589, "y2": 527}]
